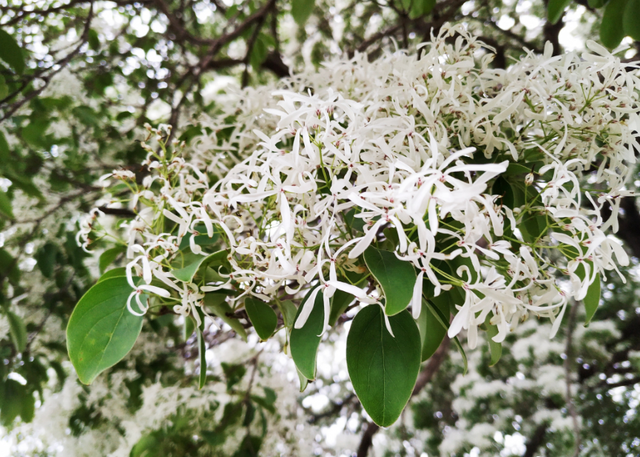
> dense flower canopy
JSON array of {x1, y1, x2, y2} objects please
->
[
  {"x1": 82, "y1": 25, "x2": 637, "y2": 356},
  {"x1": 2, "y1": 0, "x2": 640, "y2": 451}
]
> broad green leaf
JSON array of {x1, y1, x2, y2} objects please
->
[
  {"x1": 178, "y1": 226, "x2": 219, "y2": 251},
  {"x1": 172, "y1": 249, "x2": 227, "y2": 282},
  {"x1": 424, "y1": 300, "x2": 468, "y2": 374},
  {"x1": 0, "y1": 249, "x2": 20, "y2": 284},
  {"x1": 7, "y1": 311, "x2": 27, "y2": 353},
  {"x1": 343, "y1": 208, "x2": 366, "y2": 233},
  {"x1": 329, "y1": 272, "x2": 367, "y2": 325},
  {"x1": 0, "y1": 75, "x2": 7, "y2": 99},
  {"x1": 0, "y1": 131, "x2": 9, "y2": 162},
  {"x1": 197, "y1": 327, "x2": 207, "y2": 388},
  {"x1": 547, "y1": 0, "x2": 572, "y2": 24},
  {"x1": 601, "y1": 0, "x2": 628, "y2": 48},
  {"x1": 49, "y1": 360, "x2": 67, "y2": 391},
  {"x1": 250, "y1": 35, "x2": 269, "y2": 70},
  {"x1": 245, "y1": 297, "x2": 277, "y2": 341},
  {"x1": 221, "y1": 362, "x2": 246, "y2": 390},
  {"x1": 409, "y1": 0, "x2": 436, "y2": 18},
  {"x1": 584, "y1": 273, "x2": 601, "y2": 326},
  {"x1": 292, "y1": 0, "x2": 315, "y2": 26},
  {"x1": 21, "y1": 390, "x2": 35, "y2": 422},
  {"x1": 67, "y1": 277, "x2": 144, "y2": 384},
  {"x1": 99, "y1": 246, "x2": 125, "y2": 274},
  {"x1": 504, "y1": 162, "x2": 534, "y2": 177},
  {"x1": 262, "y1": 386, "x2": 277, "y2": 405},
  {"x1": 577, "y1": 262, "x2": 601, "y2": 326},
  {"x1": 21, "y1": 120, "x2": 49, "y2": 149},
  {"x1": 329, "y1": 289, "x2": 355, "y2": 326},
  {"x1": 297, "y1": 368, "x2": 309, "y2": 392},
  {"x1": 183, "y1": 315, "x2": 196, "y2": 341},
  {"x1": 88, "y1": 29, "x2": 100, "y2": 50},
  {"x1": 1, "y1": 380, "x2": 25, "y2": 425},
  {"x1": 346, "y1": 305, "x2": 421, "y2": 427},
  {"x1": 98, "y1": 267, "x2": 126, "y2": 282},
  {"x1": 204, "y1": 293, "x2": 247, "y2": 341},
  {"x1": 623, "y1": 0, "x2": 640, "y2": 41},
  {"x1": 35, "y1": 242, "x2": 58, "y2": 278},
  {"x1": 484, "y1": 314, "x2": 502, "y2": 366},
  {"x1": 279, "y1": 299, "x2": 297, "y2": 329},
  {"x1": 0, "y1": 29, "x2": 25, "y2": 75},
  {"x1": 364, "y1": 246, "x2": 416, "y2": 316},
  {"x1": 416, "y1": 299, "x2": 448, "y2": 362},
  {"x1": 0, "y1": 191, "x2": 9, "y2": 221},
  {"x1": 588, "y1": 0, "x2": 605, "y2": 6},
  {"x1": 290, "y1": 289, "x2": 324, "y2": 380}
]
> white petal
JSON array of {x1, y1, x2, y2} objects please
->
[
  {"x1": 294, "y1": 287, "x2": 321, "y2": 329},
  {"x1": 412, "y1": 271, "x2": 424, "y2": 319},
  {"x1": 138, "y1": 285, "x2": 171, "y2": 297}
]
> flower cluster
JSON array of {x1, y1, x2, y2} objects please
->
[{"x1": 81, "y1": 24, "x2": 638, "y2": 348}]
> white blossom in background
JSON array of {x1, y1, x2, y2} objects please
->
[{"x1": 81, "y1": 24, "x2": 637, "y2": 349}]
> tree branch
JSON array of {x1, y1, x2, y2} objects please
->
[{"x1": 564, "y1": 301, "x2": 581, "y2": 457}]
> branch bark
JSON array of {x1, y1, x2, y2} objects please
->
[{"x1": 564, "y1": 302, "x2": 581, "y2": 457}]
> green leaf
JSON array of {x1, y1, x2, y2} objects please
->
[
  {"x1": 623, "y1": 0, "x2": 640, "y2": 41},
  {"x1": 297, "y1": 367, "x2": 309, "y2": 392},
  {"x1": 21, "y1": 120, "x2": 49, "y2": 149},
  {"x1": 424, "y1": 300, "x2": 468, "y2": 374},
  {"x1": 204, "y1": 293, "x2": 247, "y2": 341},
  {"x1": 197, "y1": 327, "x2": 207, "y2": 388},
  {"x1": 67, "y1": 277, "x2": 144, "y2": 384},
  {"x1": 49, "y1": 360, "x2": 67, "y2": 390},
  {"x1": 7, "y1": 311, "x2": 27, "y2": 353},
  {"x1": 547, "y1": 0, "x2": 572, "y2": 24},
  {"x1": 579, "y1": 263, "x2": 601, "y2": 326},
  {"x1": 72, "y1": 105, "x2": 100, "y2": 127},
  {"x1": 588, "y1": 0, "x2": 605, "y2": 7},
  {"x1": 329, "y1": 272, "x2": 367, "y2": 325},
  {"x1": 0, "y1": 29, "x2": 25, "y2": 75},
  {"x1": 172, "y1": 249, "x2": 228, "y2": 283},
  {"x1": 88, "y1": 29, "x2": 100, "y2": 50},
  {"x1": 364, "y1": 246, "x2": 416, "y2": 316},
  {"x1": 250, "y1": 35, "x2": 269, "y2": 70},
  {"x1": 484, "y1": 314, "x2": 502, "y2": 367},
  {"x1": 183, "y1": 315, "x2": 196, "y2": 341},
  {"x1": 292, "y1": 0, "x2": 315, "y2": 26},
  {"x1": 601, "y1": 0, "x2": 628, "y2": 48},
  {"x1": 290, "y1": 289, "x2": 324, "y2": 380},
  {"x1": 1, "y1": 380, "x2": 25, "y2": 426},
  {"x1": 0, "y1": 74, "x2": 7, "y2": 99},
  {"x1": 221, "y1": 363, "x2": 246, "y2": 390},
  {"x1": 415, "y1": 299, "x2": 448, "y2": 362},
  {"x1": 98, "y1": 267, "x2": 127, "y2": 282},
  {"x1": 130, "y1": 434, "x2": 160, "y2": 456},
  {"x1": 177, "y1": 225, "x2": 219, "y2": 251},
  {"x1": 409, "y1": 0, "x2": 436, "y2": 18},
  {"x1": 346, "y1": 305, "x2": 421, "y2": 427},
  {"x1": 0, "y1": 131, "x2": 10, "y2": 163},
  {"x1": 279, "y1": 299, "x2": 297, "y2": 329},
  {"x1": 245, "y1": 297, "x2": 277, "y2": 341},
  {"x1": 0, "y1": 191, "x2": 13, "y2": 220},
  {"x1": 20, "y1": 391, "x2": 35, "y2": 423},
  {"x1": 99, "y1": 246, "x2": 126, "y2": 274},
  {"x1": 35, "y1": 242, "x2": 58, "y2": 278},
  {"x1": 0, "y1": 249, "x2": 20, "y2": 283}
]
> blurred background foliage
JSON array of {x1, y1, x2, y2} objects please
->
[{"x1": 0, "y1": 0, "x2": 640, "y2": 455}]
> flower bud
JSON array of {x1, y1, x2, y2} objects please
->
[{"x1": 525, "y1": 173, "x2": 534, "y2": 186}]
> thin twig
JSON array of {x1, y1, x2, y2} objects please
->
[{"x1": 564, "y1": 301, "x2": 581, "y2": 457}]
